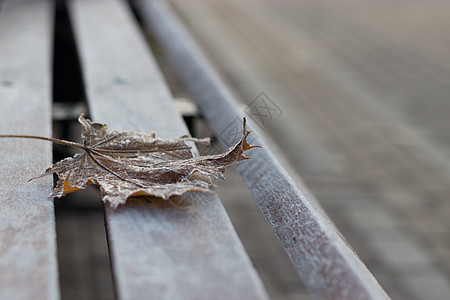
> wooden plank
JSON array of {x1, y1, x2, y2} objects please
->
[
  {"x1": 0, "y1": 1, "x2": 59, "y2": 300},
  {"x1": 68, "y1": 0, "x2": 268, "y2": 299},
  {"x1": 136, "y1": 1, "x2": 391, "y2": 298}
]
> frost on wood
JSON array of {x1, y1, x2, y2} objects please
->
[{"x1": 1, "y1": 115, "x2": 258, "y2": 208}]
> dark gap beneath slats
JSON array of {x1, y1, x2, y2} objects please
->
[{"x1": 52, "y1": 1, "x2": 114, "y2": 299}]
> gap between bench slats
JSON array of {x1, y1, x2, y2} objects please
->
[
  {"x1": 136, "y1": 1, "x2": 391, "y2": 299},
  {"x1": 68, "y1": 0, "x2": 268, "y2": 299},
  {"x1": 0, "y1": 1, "x2": 59, "y2": 300}
]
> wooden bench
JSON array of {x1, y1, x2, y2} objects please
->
[{"x1": 0, "y1": 0, "x2": 389, "y2": 299}]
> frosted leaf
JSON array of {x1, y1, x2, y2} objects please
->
[{"x1": 30, "y1": 115, "x2": 259, "y2": 208}]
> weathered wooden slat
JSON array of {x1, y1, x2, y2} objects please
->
[
  {"x1": 136, "y1": 1, "x2": 390, "y2": 298},
  {"x1": 0, "y1": 1, "x2": 59, "y2": 300},
  {"x1": 68, "y1": 0, "x2": 268, "y2": 299}
]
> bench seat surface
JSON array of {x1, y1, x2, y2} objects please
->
[{"x1": 0, "y1": 1, "x2": 58, "y2": 299}]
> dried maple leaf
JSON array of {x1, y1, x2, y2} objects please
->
[{"x1": 0, "y1": 115, "x2": 259, "y2": 208}]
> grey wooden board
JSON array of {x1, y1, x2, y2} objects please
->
[
  {"x1": 68, "y1": 0, "x2": 268, "y2": 299},
  {"x1": 137, "y1": 1, "x2": 390, "y2": 299},
  {"x1": 0, "y1": 1, "x2": 59, "y2": 300}
]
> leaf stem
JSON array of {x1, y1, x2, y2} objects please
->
[{"x1": 0, "y1": 134, "x2": 86, "y2": 150}]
